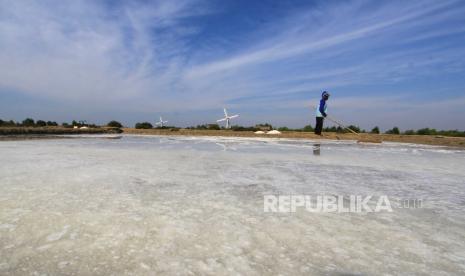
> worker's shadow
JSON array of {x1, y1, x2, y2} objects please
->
[{"x1": 313, "y1": 143, "x2": 321, "y2": 156}]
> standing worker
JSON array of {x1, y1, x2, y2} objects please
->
[{"x1": 315, "y1": 91, "x2": 330, "y2": 135}]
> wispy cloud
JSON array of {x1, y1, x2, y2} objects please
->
[
  {"x1": 0, "y1": 0, "x2": 206, "y2": 102},
  {"x1": 0, "y1": 0, "x2": 464, "y2": 128},
  {"x1": 184, "y1": 0, "x2": 459, "y2": 78}
]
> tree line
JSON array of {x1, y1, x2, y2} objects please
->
[
  {"x1": 134, "y1": 122, "x2": 465, "y2": 137},
  {"x1": 2, "y1": 118, "x2": 464, "y2": 137},
  {"x1": 0, "y1": 118, "x2": 59, "y2": 127},
  {"x1": 0, "y1": 118, "x2": 118, "y2": 129}
]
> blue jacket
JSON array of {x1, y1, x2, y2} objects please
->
[{"x1": 316, "y1": 99, "x2": 327, "y2": 117}]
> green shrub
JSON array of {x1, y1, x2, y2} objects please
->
[
  {"x1": 417, "y1": 128, "x2": 437, "y2": 135},
  {"x1": 36, "y1": 120, "x2": 47, "y2": 127},
  {"x1": 135, "y1": 122, "x2": 153, "y2": 129},
  {"x1": 385, "y1": 127, "x2": 400, "y2": 135},
  {"x1": 371, "y1": 126, "x2": 380, "y2": 134},
  {"x1": 324, "y1": 126, "x2": 337, "y2": 132},
  {"x1": 231, "y1": 125, "x2": 257, "y2": 131},
  {"x1": 208, "y1": 124, "x2": 220, "y2": 130},
  {"x1": 302, "y1": 125, "x2": 313, "y2": 132},
  {"x1": 438, "y1": 130, "x2": 465, "y2": 137},
  {"x1": 107, "y1": 121, "x2": 123, "y2": 128},
  {"x1": 347, "y1": 125, "x2": 361, "y2": 133},
  {"x1": 22, "y1": 118, "x2": 35, "y2": 127},
  {"x1": 189, "y1": 125, "x2": 207, "y2": 129},
  {"x1": 255, "y1": 123, "x2": 273, "y2": 131}
]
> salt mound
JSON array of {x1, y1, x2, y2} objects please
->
[
  {"x1": 266, "y1": 130, "x2": 281, "y2": 135},
  {"x1": 254, "y1": 131, "x2": 265, "y2": 134}
]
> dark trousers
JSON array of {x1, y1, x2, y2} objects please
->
[{"x1": 315, "y1": 117, "x2": 324, "y2": 135}]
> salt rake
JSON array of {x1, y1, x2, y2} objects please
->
[{"x1": 326, "y1": 116, "x2": 382, "y2": 143}]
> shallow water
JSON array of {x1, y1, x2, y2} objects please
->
[{"x1": 1, "y1": 135, "x2": 464, "y2": 275}]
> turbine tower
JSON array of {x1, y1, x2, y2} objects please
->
[
  {"x1": 217, "y1": 108, "x2": 239, "y2": 129},
  {"x1": 155, "y1": 116, "x2": 168, "y2": 127}
]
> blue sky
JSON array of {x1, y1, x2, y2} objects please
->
[{"x1": 1, "y1": 0, "x2": 464, "y2": 130}]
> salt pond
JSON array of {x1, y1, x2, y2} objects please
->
[{"x1": 1, "y1": 135, "x2": 464, "y2": 275}]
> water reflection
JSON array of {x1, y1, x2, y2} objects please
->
[
  {"x1": 313, "y1": 143, "x2": 321, "y2": 155},
  {"x1": 215, "y1": 142, "x2": 237, "y2": 151}
]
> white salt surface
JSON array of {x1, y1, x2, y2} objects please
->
[{"x1": 1, "y1": 135, "x2": 465, "y2": 275}]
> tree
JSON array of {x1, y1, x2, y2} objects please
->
[
  {"x1": 385, "y1": 127, "x2": 400, "y2": 135},
  {"x1": 437, "y1": 130, "x2": 465, "y2": 137},
  {"x1": 46, "y1": 121, "x2": 58, "y2": 126},
  {"x1": 231, "y1": 125, "x2": 257, "y2": 131},
  {"x1": 371, "y1": 126, "x2": 380, "y2": 134},
  {"x1": 324, "y1": 126, "x2": 337, "y2": 132},
  {"x1": 192, "y1": 124, "x2": 207, "y2": 129},
  {"x1": 135, "y1": 122, "x2": 153, "y2": 129},
  {"x1": 417, "y1": 128, "x2": 437, "y2": 135},
  {"x1": 107, "y1": 121, "x2": 123, "y2": 128},
  {"x1": 36, "y1": 120, "x2": 47, "y2": 127},
  {"x1": 0, "y1": 119, "x2": 15, "y2": 127},
  {"x1": 22, "y1": 118, "x2": 35, "y2": 127},
  {"x1": 347, "y1": 125, "x2": 361, "y2": 133},
  {"x1": 278, "y1": 127, "x2": 290, "y2": 131},
  {"x1": 207, "y1": 124, "x2": 220, "y2": 130},
  {"x1": 255, "y1": 123, "x2": 273, "y2": 131},
  {"x1": 303, "y1": 125, "x2": 313, "y2": 132}
]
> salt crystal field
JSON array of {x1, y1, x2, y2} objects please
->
[{"x1": 1, "y1": 135, "x2": 465, "y2": 275}]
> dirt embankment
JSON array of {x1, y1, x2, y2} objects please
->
[
  {"x1": 123, "y1": 128, "x2": 465, "y2": 148},
  {"x1": 1, "y1": 127, "x2": 463, "y2": 148},
  {"x1": 0, "y1": 127, "x2": 121, "y2": 138}
]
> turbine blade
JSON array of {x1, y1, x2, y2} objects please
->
[
  {"x1": 229, "y1": 115, "x2": 239, "y2": 119},
  {"x1": 223, "y1": 108, "x2": 228, "y2": 117},
  {"x1": 217, "y1": 118, "x2": 226, "y2": 122}
]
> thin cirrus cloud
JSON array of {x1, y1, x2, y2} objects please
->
[{"x1": 0, "y1": 0, "x2": 464, "y2": 129}]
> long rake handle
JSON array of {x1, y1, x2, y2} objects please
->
[{"x1": 326, "y1": 116, "x2": 359, "y2": 135}]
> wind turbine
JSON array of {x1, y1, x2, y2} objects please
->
[
  {"x1": 217, "y1": 108, "x2": 239, "y2": 129},
  {"x1": 155, "y1": 116, "x2": 168, "y2": 127}
]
